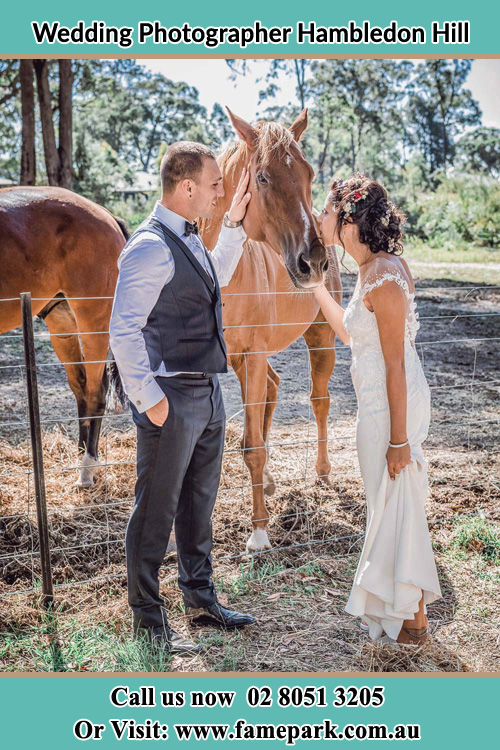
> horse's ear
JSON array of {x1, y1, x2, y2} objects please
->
[
  {"x1": 289, "y1": 108, "x2": 308, "y2": 142},
  {"x1": 226, "y1": 107, "x2": 258, "y2": 151}
]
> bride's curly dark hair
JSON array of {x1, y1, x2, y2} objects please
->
[{"x1": 328, "y1": 174, "x2": 406, "y2": 255}]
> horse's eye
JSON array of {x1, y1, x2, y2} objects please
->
[{"x1": 257, "y1": 172, "x2": 268, "y2": 185}]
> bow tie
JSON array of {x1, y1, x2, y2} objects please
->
[{"x1": 185, "y1": 221, "x2": 198, "y2": 237}]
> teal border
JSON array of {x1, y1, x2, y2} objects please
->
[
  {"x1": 1, "y1": 0, "x2": 499, "y2": 55},
  {"x1": 1, "y1": 674, "x2": 498, "y2": 747}
]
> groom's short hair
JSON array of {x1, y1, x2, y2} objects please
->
[{"x1": 160, "y1": 141, "x2": 216, "y2": 194}]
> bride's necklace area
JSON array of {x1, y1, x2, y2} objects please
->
[{"x1": 358, "y1": 250, "x2": 379, "y2": 269}]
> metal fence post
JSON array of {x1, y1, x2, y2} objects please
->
[{"x1": 21, "y1": 292, "x2": 54, "y2": 607}]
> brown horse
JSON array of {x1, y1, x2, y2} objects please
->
[
  {"x1": 0, "y1": 187, "x2": 128, "y2": 486},
  {"x1": 201, "y1": 109, "x2": 342, "y2": 552}
]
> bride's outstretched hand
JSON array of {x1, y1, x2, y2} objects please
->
[{"x1": 312, "y1": 284, "x2": 350, "y2": 346}]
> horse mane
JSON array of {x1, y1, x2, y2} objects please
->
[
  {"x1": 218, "y1": 121, "x2": 295, "y2": 172},
  {"x1": 202, "y1": 120, "x2": 296, "y2": 244}
]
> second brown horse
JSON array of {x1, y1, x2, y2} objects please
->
[{"x1": 0, "y1": 187, "x2": 127, "y2": 486}]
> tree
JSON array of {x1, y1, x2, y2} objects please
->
[
  {"x1": 258, "y1": 60, "x2": 311, "y2": 110},
  {"x1": 20, "y1": 60, "x2": 36, "y2": 185},
  {"x1": 74, "y1": 66, "x2": 207, "y2": 173},
  {"x1": 310, "y1": 60, "x2": 412, "y2": 175},
  {"x1": 407, "y1": 60, "x2": 481, "y2": 175},
  {"x1": 206, "y1": 103, "x2": 233, "y2": 149},
  {"x1": 227, "y1": 59, "x2": 312, "y2": 111},
  {"x1": 58, "y1": 59, "x2": 73, "y2": 189},
  {"x1": 128, "y1": 75, "x2": 207, "y2": 170},
  {"x1": 0, "y1": 60, "x2": 21, "y2": 181},
  {"x1": 457, "y1": 127, "x2": 500, "y2": 179},
  {"x1": 33, "y1": 59, "x2": 74, "y2": 188},
  {"x1": 33, "y1": 60, "x2": 59, "y2": 185},
  {"x1": 0, "y1": 60, "x2": 19, "y2": 107}
]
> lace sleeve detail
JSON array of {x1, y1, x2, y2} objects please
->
[{"x1": 360, "y1": 270, "x2": 410, "y2": 299}]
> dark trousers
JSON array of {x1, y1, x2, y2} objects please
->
[{"x1": 126, "y1": 375, "x2": 225, "y2": 628}]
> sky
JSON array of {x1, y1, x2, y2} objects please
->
[{"x1": 142, "y1": 58, "x2": 500, "y2": 128}]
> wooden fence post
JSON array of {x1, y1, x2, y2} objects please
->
[{"x1": 21, "y1": 292, "x2": 54, "y2": 607}]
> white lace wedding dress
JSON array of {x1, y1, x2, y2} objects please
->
[{"x1": 343, "y1": 263, "x2": 442, "y2": 640}]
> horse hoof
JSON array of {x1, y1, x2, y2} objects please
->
[
  {"x1": 75, "y1": 453, "x2": 99, "y2": 488},
  {"x1": 316, "y1": 474, "x2": 331, "y2": 487},
  {"x1": 75, "y1": 474, "x2": 94, "y2": 489},
  {"x1": 246, "y1": 529, "x2": 271, "y2": 553}
]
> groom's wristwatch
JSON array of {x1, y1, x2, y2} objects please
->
[{"x1": 223, "y1": 212, "x2": 242, "y2": 228}]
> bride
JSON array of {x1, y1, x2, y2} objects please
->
[{"x1": 314, "y1": 175, "x2": 442, "y2": 645}]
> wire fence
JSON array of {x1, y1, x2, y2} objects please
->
[{"x1": 0, "y1": 278, "x2": 499, "y2": 602}]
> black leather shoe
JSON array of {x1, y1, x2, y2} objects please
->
[
  {"x1": 185, "y1": 601, "x2": 255, "y2": 629},
  {"x1": 135, "y1": 624, "x2": 201, "y2": 654}
]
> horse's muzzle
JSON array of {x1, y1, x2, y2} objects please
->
[{"x1": 287, "y1": 250, "x2": 329, "y2": 289}]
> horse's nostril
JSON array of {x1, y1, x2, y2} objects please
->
[
  {"x1": 321, "y1": 259, "x2": 329, "y2": 273},
  {"x1": 298, "y1": 252, "x2": 311, "y2": 275}
]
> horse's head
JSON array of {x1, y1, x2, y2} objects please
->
[{"x1": 224, "y1": 109, "x2": 328, "y2": 289}]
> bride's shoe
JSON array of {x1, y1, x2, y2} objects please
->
[
  {"x1": 360, "y1": 620, "x2": 369, "y2": 632},
  {"x1": 376, "y1": 634, "x2": 400, "y2": 648}
]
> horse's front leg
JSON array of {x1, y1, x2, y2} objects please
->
[
  {"x1": 262, "y1": 362, "x2": 280, "y2": 497},
  {"x1": 233, "y1": 353, "x2": 271, "y2": 553},
  {"x1": 303, "y1": 314, "x2": 336, "y2": 486}
]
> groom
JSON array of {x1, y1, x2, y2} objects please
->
[{"x1": 110, "y1": 140, "x2": 254, "y2": 654}]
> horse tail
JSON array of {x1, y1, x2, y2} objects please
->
[
  {"x1": 105, "y1": 215, "x2": 130, "y2": 411},
  {"x1": 106, "y1": 357, "x2": 128, "y2": 411},
  {"x1": 113, "y1": 214, "x2": 131, "y2": 242}
]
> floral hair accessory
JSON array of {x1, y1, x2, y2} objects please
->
[
  {"x1": 380, "y1": 205, "x2": 392, "y2": 227},
  {"x1": 342, "y1": 187, "x2": 368, "y2": 219}
]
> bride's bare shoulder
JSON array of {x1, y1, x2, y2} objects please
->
[
  {"x1": 397, "y1": 256, "x2": 415, "y2": 293},
  {"x1": 361, "y1": 255, "x2": 412, "y2": 292}
]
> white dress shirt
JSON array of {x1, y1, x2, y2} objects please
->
[{"x1": 109, "y1": 202, "x2": 246, "y2": 413}]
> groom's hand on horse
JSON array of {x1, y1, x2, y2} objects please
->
[
  {"x1": 146, "y1": 396, "x2": 169, "y2": 427},
  {"x1": 227, "y1": 167, "x2": 251, "y2": 223},
  {"x1": 386, "y1": 443, "x2": 412, "y2": 481}
]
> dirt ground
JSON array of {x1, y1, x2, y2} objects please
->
[{"x1": 0, "y1": 270, "x2": 499, "y2": 672}]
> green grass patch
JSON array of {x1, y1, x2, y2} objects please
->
[
  {"x1": 406, "y1": 240, "x2": 499, "y2": 266},
  {"x1": 215, "y1": 558, "x2": 287, "y2": 598},
  {"x1": 0, "y1": 611, "x2": 173, "y2": 672},
  {"x1": 449, "y1": 517, "x2": 500, "y2": 565},
  {"x1": 338, "y1": 240, "x2": 499, "y2": 283}
]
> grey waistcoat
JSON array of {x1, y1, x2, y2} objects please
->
[{"x1": 132, "y1": 216, "x2": 228, "y2": 374}]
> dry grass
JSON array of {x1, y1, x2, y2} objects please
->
[{"x1": 0, "y1": 420, "x2": 498, "y2": 673}]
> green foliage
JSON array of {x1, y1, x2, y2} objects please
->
[
  {"x1": 0, "y1": 58, "x2": 231, "y2": 203},
  {"x1": 110, "y1": 198, "x2": 156, "y2": 232},
  {"x1": 405, "y1": 175, "x2": 500, "y2": 248},
  {"x1": 0, "y1": 60, "x2": 20, "y2": 180},
  {"x1": 0, "y1": 610, "x2": 174, "y2": 672},
  {"x1": 450, "y1": 517, "x2": 500, "y2": 564},
  {"x1": 1, "y1": 57, "x2": 499, "y2": 252},
  {"x1": 457, "y1": 127, "x2": 500, "y2": 179},
  {"x1": 406, "y1": 60, "x2": 481, "y2": 175},
  {"x1": 73, "y1": 135, "x2": 133, "y2": 206},
  {"x1": 255, "y1": 58, "x2": 498, "y2": 250}
]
